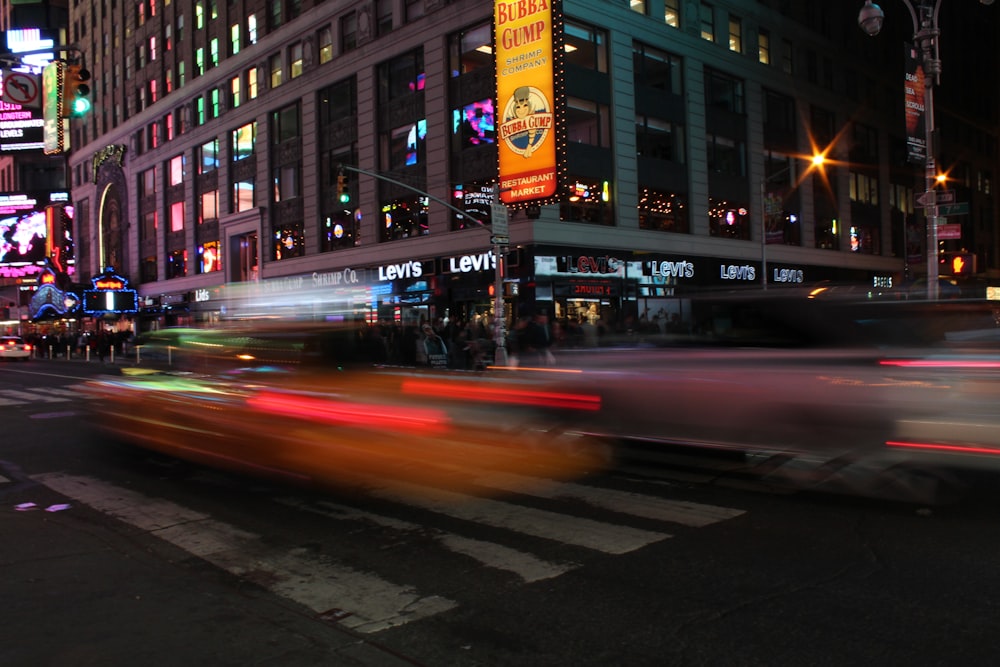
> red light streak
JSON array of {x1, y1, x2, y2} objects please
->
[
  {"x1": 401, "y1": 379, "x2": 601, "y2": 411},
  {"x1": 880, "y1": 359, "x2": 1000, "y2": 369},
  {"x1": 247, "y1": 391, "x2": 452, "y2": 434},
  {"x1": 886, "y1": 440, "x2": 1000, "y2": 456}
]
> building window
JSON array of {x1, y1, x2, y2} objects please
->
[
  {"x1": 633, "y1": 43, "x2": 682, "y2": 96},
  {"x1": 196, "y1": 47, "x2": 205, "y2": 76},
  {"x1": 196, "y1": 2, "x2": 205, "y2": 29},
  {"x1": 195, "y1": 97, "x2": 205, "y2": 125},
  {"x1": 289, "y1": 42, "x2": 303, "y2": 79},
  {"x1": 636, "y1": 116, "x2": 685, "y2": 162},
  {"x1": 341, "y1": 12, "x2": 358, "y2": 53},
  {"x1": 198, "y1": 240, "x2": 221, "y2": 273},
  {"x1": 248, "y1": 14, "x2": 258, "y2": 44},
  {"x1": 448, "y1": 22, "x2": 491, "y2": 78},
  {"x1": 198, "y1": 139, "x2": 219, "y2": 173},
  {"x1": 639, "y1": 188, "x2": 689, "y2": 233},
  {"x1": 272, "y1": 164, "x2": 299, "y2": 202},
  {"x1": 166, "y1": 249, "x2": 187, "y2": 278},
  {"x1": 165, "y1": 113, "x2": 174, "y2": 140},
  {"x1": 269, "y1": 53, "x2": 283, "y2": 88},
  {"x1": 169, "y1": 154, "x2": 184, "y2": 185},
  {"x1": 247, "y1": 67, "x2": 258, "y2": 99},
  {"x1": 664, "y1": 0, "x2": 679, "y2": 28},
  {"x1": 379, "y1": 49, "x2": 425, "y2": 102},
  {"x1": 319, "y1": 27, "x2": 333, "y2": 64},
  {"x1": 630, "y1": 0, "x2": 646, "y2": 17},
  {"x1": 566, "y1": 97, "x2": 610, "y2": 147},
  {"x1": 199, "y1": 189, "x2": 219, "y2": 223},
  {"x1": 150, "y1": 35, "x2": 157, "y2": 61},
  {"x1": 564, "y1": 20, "x2": 607, "y2": 72},
  {"x1": 270, "y1": 0, "x2": 283, "y2": 30},
  {"x1": 383, "y1": 120, "x2": 427, "y2": 169},
  {"x1": 230, "y1": 75, "x2": 241, "y2": 108},
  {"x1": 170, "y1": 201, "x2": 185, "y2": 232},
  {"x1": 706, "y1": 133, "x2": 745, "y2": 176},
  {"x1": 560, "y1": 177, "x2": 614, "y2": 226},
  {"x1": 210, "y1": 38, "x2": 219, "y2": 67},
  {"x1": 232, "y1": 122, "x2": 256, "y2": 160},
  {"x1": 209, "y1": 88, "x2": 220, "y2": 119},
  {"x1": 705, "y1": 68, "x2": 744, "y2": 114},
  {"x1": 758, "y1": 29, "x2": 770, "y2": 65},
  {"x1": 781, "y1": 39, "x2": 793, "y2": 74},
  {"x1": 233, "y1": 179, "x2": 255, "y2": 212},
  {"x1": 376, "y1": 0, "x2": 393, "y2": 35},
  {"x1": 849, "y1": 172, "x2": 879, "y2": 206},
  {"x1": 728, "y1": 15, "x2": 742, "y2": 53},
  {"x1": 140, "y1": 166, "x2": 157, "y2": 196},
  {"x1": 708, "y1": 197, "x2": 750, "y2": 240},
  {"x1": 405, "y1": 0, "x2": 424, "y2": 22},
  {"x1": 230, "y1": 23, "x2": 240, "y2": 55},
  {"x1": 452, "y1": 99, "x2": 495, "y2": 149},
  {"x1": 700, "y1": 3, "x2": 714, "y2": 43},
  {"x1": 272, "y1": 103, "x2": 300, "y2": 144}
]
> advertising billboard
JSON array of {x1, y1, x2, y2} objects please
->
[
  {"x1": 494, "y1": 0, "x2": 565, "y2": 207},
  {"x1": 0, "y1": 191, "x2": 74, "y2": 279}
]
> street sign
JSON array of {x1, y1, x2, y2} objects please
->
[
  {"x1": 490, "y1": 235, "x2": 510, "y2": 246},
  {"x1": 936, "y1": 190, "x2": 956, "y2": 205},
  {"x1": 937, "y1": 202, "x2": 969, "y2": 217},
  {"x1": 915, "y1": 190, "x2": 956, "y2": 207},
  {"x1": 490, "y1": 202, "x2": 509, "y2": 236},
  {"x1": 937, "y1": 223, "x2": 961, "y2": 240},
  {"x1": 1, "y1": 71, "x2": 41, "y2": 108}
]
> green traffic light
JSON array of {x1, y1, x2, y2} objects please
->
[
  {"x1": 72, "y1": 97, "x2": 92, "y2": 115},
  {"x1": 339, "y1": 192, "x2": 350, "y2": 204}
]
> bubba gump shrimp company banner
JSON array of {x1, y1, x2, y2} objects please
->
[{"x1": 494, "y1": 0, "x2": 564, "y2": 206}]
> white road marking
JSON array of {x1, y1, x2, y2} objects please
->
[
  {"x1": 474, "y1": 472, "x2": 746, "y2": 527},
  {"x1": 281, "y1": 497, "x2": 576, "y2": 583},
  {"x1": 0, "y1": 389, "x2": 65, "y2": 403},
  {"x1": 33, "y1": 472, "x2": 457, "y2": 633},
  {"x1": 370, "y1": 483, "x2": 671, "y2": 555}
]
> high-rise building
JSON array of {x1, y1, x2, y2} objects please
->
[{"x1": 62, "y1": 0, "x2": 999, "y2": 334}]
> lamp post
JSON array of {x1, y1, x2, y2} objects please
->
[{"x1": 858, "y1": 0, "x2": 993, "y2": 299}]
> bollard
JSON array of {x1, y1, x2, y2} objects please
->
[
  {"x1": 136, "y1": 345, "x2": 141, "y2": 364},
  {"x1": 66, "y1": 344, "x2": 71, "y2": 359},
  {"x1": 110, "y1": 346, "x2": 115, "y2": 364},
  {"x1": 48, "y1": 345, "x2": 53, "y2": 359},
  {"x1": 86, "y1": 345, "x2": 90, "y2": 362}
]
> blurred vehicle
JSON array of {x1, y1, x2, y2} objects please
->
[
  {"x1": 83, "y1": 324, "x2": 609, "y2": 498},
  {"x1": 0, "y1": 335, "x2": 31, "y2": 360},
  {"x1": 552, "y1": 292, "x2": 1000, "y2": 501}
]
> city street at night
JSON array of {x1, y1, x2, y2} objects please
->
[{"x1": 4, "y1": 359, "x2": 1000, "y2": 666}]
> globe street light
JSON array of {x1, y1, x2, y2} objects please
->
[{"x1": 859, "y1": 0, "x2": 992, "y2": 299}]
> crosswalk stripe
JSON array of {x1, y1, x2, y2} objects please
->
[
  {"x1": 33, "y1": 472, "x2": 457, "y2": 633},
  {"x1": 0, "y1": 389, "x2": 66, "y2": 402},
  {"x1": 474, "y1": 472, "x2": 746, "y2": 527},
  {"x1": 369, "y1": 483, "x2": 671, "y2": 554},
  {"x1": 281, "y1": 497, "x2": 577, "y2": 583}
]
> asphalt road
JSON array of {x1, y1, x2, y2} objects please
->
[{"x1": 4, "y1": 358, "x2": 1000, "y2": 666}]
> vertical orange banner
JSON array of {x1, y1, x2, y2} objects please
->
[{"x1": 495, "y1": 0, "x2": 560, "y2": 205}]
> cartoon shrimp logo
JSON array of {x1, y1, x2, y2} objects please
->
[{"x1": 500, "y1": 86, "x2": 553, "y2": 159}]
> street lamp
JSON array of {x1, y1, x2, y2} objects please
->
[{"x1": 858, "y1": 0, "x2": 993, "y2": 299}]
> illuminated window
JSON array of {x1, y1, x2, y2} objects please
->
[
  {"x1": 169, "y1": 155, "x2": 184, "y2": 185},
  {"x1": 230, "y1": 75, "x2": 241, "y2": 108},
  {"x1": 199, "y1": 189, "x2": 219, "y2": 223},
  {"x1": 448, "y1": 22, "x2": 491, "y2": 78},
  {"x1": 452, "y1": 99, "x2": 495, "y2": 148},
  {"x1": 230, "y1": 23, "x2": 240, "y2": 55},
  {"x1": 247, "y1": 67, "x2": 258, "y2": 99},
  {"x1": 630, "y1": 0, "x2": 646, "y2": 16},
  {"x1": 232, "y1": 122, "x2": 256, "y2": 160},
  {"x1": 758, "y1": 29, "x2": 770, "y2": 65},
  {"x1": 664, "y1": 0, "x2": 679, "y2": 27},
  {"x1": 196, "y1": 2, "x2": 204, "y2": 29},
  {"x1": 196, "y1": 47, "x2": 205, "y2": 76},
  {"x1": 150, "y1": 36, "x2": 157, "y2": 61},
  {"x1": 198, "y1": 139, "x2": 219, "y2": 173},
  {"x1": 728, "y1": 15, "x2": 742, "y2": 53},
  {"x1": 700, "y1": 2, "x2": 714, "y2": 42},
  {"x1": 270, "y1": 53, "x2": 283, "y2": 88},
  {"x1": 233, "y1": 180, "x2": 255, "y2": 212},
  {"x1": 210, "y1": 38, "x2": 219, "y2": 67},
  {"x1": 319, "y1": 27, "x2": 333, "y2": 64},
  {"x1": 289, "y1": 42, "x2": 303, "y2": 79},
  {"x1": 248, "y1": 15, "x2": 258, "y2": 44},
  {"x1": 564, "y1": 20, "x2": 607, "y2": 73},
  {"x1": 170, "y1": 201, "x2": 185, "y2": 232},
  {"x1": 198, "y1": 240, "x2": 221, "y2": 273}
]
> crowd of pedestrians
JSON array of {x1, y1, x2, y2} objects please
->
[{"x1": 22, "y1": 329, "x2": 134, "y2": 361}]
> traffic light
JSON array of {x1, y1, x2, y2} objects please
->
[
  {"x1": 62, "y1": 65, "x2": 91, "y2": 117},
  {"x1": 336, "y1": 172, "x2": 350, "y2": 204},
  {"x1": 940, "y1": 251, "x2": 976, "y2": 277}
]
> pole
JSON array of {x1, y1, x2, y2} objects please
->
[
  {"x1": 916, "y1": 0, "x2": 941, "y2": 300},
  {"x1": 760, "y1": 179, "x2": 768, "y2": 290},
  {"x1": 493, "y1": 242, "x2": 507, "y2": 366}
]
